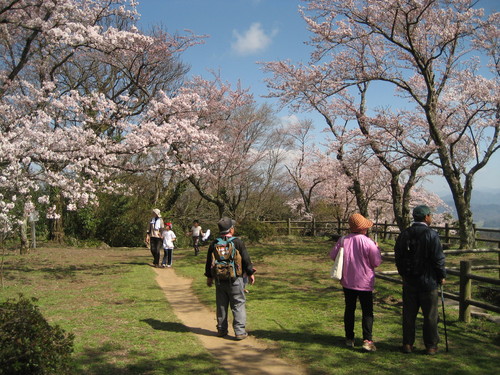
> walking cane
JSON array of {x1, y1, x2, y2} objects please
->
[{"x1": 440, "y1": 284, "x2": 449, "y2": 352}]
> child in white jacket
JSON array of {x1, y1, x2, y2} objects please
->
[{"x1": 161, "y1": 223, "x2": 176, "y2": 267}]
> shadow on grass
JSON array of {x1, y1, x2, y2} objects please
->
[
  {"x1": 141, "y1": 318, "x2": 219, "y2": 338},
  {"x1": 116, "y1": 260, "x2": 151, "y2": 266},
  {"x1": 252, "y1": 327, "x2": 344, "y2": 347},
  {"x1": 140, "y1": 319, "x2": 190, "y2": 333},
  {"x1": 74, "y1": 342, "x2": 225, "y2": 375},
  {"x1": 252, "y1": 325, "x2": 499, "y2": 375},
  {"x1": 2, "y1": 263, "x2": 124, "y2": 283}
]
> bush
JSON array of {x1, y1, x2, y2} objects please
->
[
  {"x1": 0, "y1": 295, "x2": 74, "y2": 375},
  {"x1": 238, "y1": 220, "x2": 275, "y2": 243}
]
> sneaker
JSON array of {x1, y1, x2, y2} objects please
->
[
  {"x1": 402, "y1": 344, "x2": 413, "y2": 354},
  {"x1": 362, "y1": 340, "x2": 377, "y2": 352},
  {"x1": 167, "y1": 265, "x2": 172, "y2": 268},
  {"x1": 426, "y1": 347, "x2": 438, "y2": 355},
  {"x1": 216, "y1": 331, "x2": 228, "y2": 337},
  {"x1": 235, "y1": 333, "x2": 248, "y2": 340},
  {"x1": 345, "y1": 339, "x2": 355, "y2": 348},
  {"x1": 161, "y1": 264, "x2": 166, "y2": 268}
]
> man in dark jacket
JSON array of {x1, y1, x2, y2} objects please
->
[
  {"x1": 394, "y1": 205, "x2": 446, "y2": 355},
  {"x1": 205, "y1": 217, "x2": 255, "y2": 340}
]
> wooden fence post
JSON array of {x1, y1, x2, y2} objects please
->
[
  {"x1": 287, "y1": 218, "x2": 291, "y2": 236},
  {"x1": 459, "y1": 260, "x2": 472, "y2": 323},
  {"x1": 445, "y1": 223, "x2": 450, "y2": 244},
  {"x1": 312, "y1": 217, "x2": 316, "y2": 236},
  {"x1": 473, "y1": 224, "x2": 477, "y2": 246},
  {"x1": 383, "y1": 221, "x2": 388, "y2": 241}
]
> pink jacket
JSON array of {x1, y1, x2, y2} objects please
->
[{"x1": 330, "y1": 233, "x2": 382, "y2": 291}]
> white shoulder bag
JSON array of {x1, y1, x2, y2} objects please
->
[{"x1": 330, "y1": 237, "x2": 344, "y2": 281}]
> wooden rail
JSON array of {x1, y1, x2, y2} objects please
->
[
  {"x1": 264, "y1": 219, "x2": 500, "y2": 322},
  {"x1": 376, "y1": 258, "x2": 500, "y2": 322},
  {"x1": 263, "y1": 219, "x2": 500, "y2": 246}
]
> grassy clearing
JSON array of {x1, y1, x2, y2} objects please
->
[
  {"x1": 1, "y1": 246, "x2": 226, "y2": 375},
  {"x1": 178, "y1": 237, "x2": 500, "y2": 375},
  {"x1": 1, "y1": 238, "x2": 499, "y2": 375}
]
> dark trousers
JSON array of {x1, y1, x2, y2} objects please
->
[
  {"x1": 162, "y1": 248, "x2": 173, "y2": 266},
  {"x1": 192, "y1": 236, "x2": 200, "y2": 255},
  {"x1": 402, "y1": 287, "x2": 439, "y2": 348},
  {"x1": 149, "y1": 237, "x2": 162, "y2": 266},
  {"x1": 343, "y1": 288, "x2": 374, "y2": 341}
]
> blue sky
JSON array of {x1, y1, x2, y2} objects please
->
[
  {"x1": 136, "y1": 0, "x2": 499, "y2": 194},
  {"x1": 136, "y1": 0, "x2": 309, "y2": 100}
]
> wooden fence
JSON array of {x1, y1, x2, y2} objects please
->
[
  {"x1": 263, "y1": 219, "x2": 500, "y2": 247},
  {"x1": 263, "y1": 220, "x2": 500, "y2": 323},
  {"x1": 377, "y1": 250, "x2": 500, "y2": 322}
]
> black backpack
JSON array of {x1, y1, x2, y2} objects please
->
[{"x1": 396, "y1": 227, "x2": 427, "y2": 277}]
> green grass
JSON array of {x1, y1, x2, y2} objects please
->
[
  {"x1": 1, "y1": 238, "x2": 499, "y2": 374},
  {"x1": 1, "y1": 246, "x2": 226, "y2": 375},
  {"x1": 175, "y1": 237, "x2": 500, "y2": 375}
]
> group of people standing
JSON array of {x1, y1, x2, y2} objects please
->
[
  {"x1": 330, "y1": 205, "x2": 446, "y2": 354},
  {"x1": 145, "y1": 209, "x2": 210, "y2": 267},
  {"x1": 145, "y1": 205, "x2": 446, "y2": 353},
  {"x1": 145, "y1": 209, "x2": 176, "y2": 268}
]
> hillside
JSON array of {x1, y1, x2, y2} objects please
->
[{"x1": 442, "y1": 189, "x2": 500, "y2": 228}]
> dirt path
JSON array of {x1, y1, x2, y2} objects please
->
[{"x1": 154, "y1": 268, "x2": 307, "y2": 375}]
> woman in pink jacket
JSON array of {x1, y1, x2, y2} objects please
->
[{"x1": 330, "y1": 213, "x2": 382, "y2": 352}]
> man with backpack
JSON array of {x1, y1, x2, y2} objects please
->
[
  {"x1": 204, "y1": 217, "x2": 255, "y2": 340},
  {"x1": 394, "y1": 205, "x2": 446, "y2": 355}
]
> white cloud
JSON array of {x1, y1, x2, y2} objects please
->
[
  {"x1": 280, "y1": 114, "x2": 300, "y2": 126},
  {"x1": 231, "y1": 22, "x2": 277, "y2": 56}
]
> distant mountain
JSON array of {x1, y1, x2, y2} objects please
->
[{"x1": 441, "y1": 189, "x2": 500, "y2": 228}]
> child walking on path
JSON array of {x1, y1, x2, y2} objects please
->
[
  {"x1": 161, "y1": 222, "x2": 176, "y2": 268},
  {"x1": 187, "y1": 220, "x2": 204, "y2": 256}
]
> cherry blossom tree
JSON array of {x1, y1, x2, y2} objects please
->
[
  {"x1": 0, "y1": 0, "x2": 215, "y2": 251},
  {"x1": 262, "y1": 60, "x2": 413, "y2": 222},
  {"x1": 342, "y1": 82, "x2": 438, "y2": 229},
  {"x1": 283, "y1": 119, "x2": 329, "y2": 217},
  {"x1": 174, "y1": 76, "x2": 287, "y2": 219},
  {"x1": 281, "y1": 116, "x2": 398, "y2": 223},
  {"x1": 265, "y1": 0, "x2": 498, "y2": 248}
]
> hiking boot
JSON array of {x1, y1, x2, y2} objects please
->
[
  {"x1": 362, "y1": 340, "x2": 377, "y2": 352},
  {"x1": 426, "y1": 347, "x2": 438, "y2": 355},
  {"x1": 345, "y1": 339, "x2": 355, "y2": 348},
  {"x1": 235, "y1": 333, "x2": 248, "y2": 340},
  {"x1": 216, "y1": 331, "x2": 228, "y2": 337},
  {"x1": 402, "y1": 344, "x2": 413, "y2": 354}
]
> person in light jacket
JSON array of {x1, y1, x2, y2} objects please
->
[
  {"x1": 330, "y1": 213, "x2": 382, "y2": 352},
  {"x1": 145, "y1": 209, "x2": 164, "y2": 267}
]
